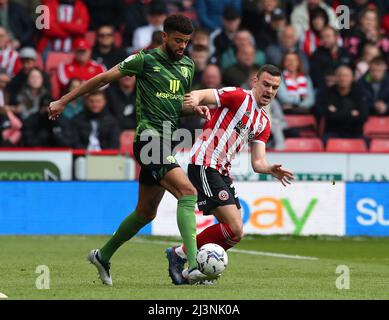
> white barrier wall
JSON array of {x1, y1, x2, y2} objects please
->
[{"x1": 152, "y1": 182, "x2": 345, "y2": 236}]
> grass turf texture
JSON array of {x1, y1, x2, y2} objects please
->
[{"x1": 1, "y1": 235, "x2": 389, "y2": 300}]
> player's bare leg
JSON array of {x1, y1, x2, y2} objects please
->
[
  {"x1": 88, "y1": 184, "x2": 165, "y2": 286},
  {"x1": 160, "y1": 167, "x2": 207, "y2": 284}
]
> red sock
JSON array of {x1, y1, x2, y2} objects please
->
[{"x1": 182, "y1": 223, "x2": 239, "y2": 253}]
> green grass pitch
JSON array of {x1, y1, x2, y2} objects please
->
[{"x1": 1, "y1": 235, "x2": 389, "y2": 300}]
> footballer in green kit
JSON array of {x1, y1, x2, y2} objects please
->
[{"x1": 48, "y1": 14, "x2": 211, "y2": 286}]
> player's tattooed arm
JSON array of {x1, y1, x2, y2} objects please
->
[{"x1": 251, "y1": 142, "x2": 294, "y2": 186}]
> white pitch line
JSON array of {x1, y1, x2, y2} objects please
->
[{"x1": 133, "y1": 238, "x2": 319, "y2": 261}]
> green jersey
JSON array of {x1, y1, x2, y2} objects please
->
[{"x1": 118, "y1": 47, "x2": 195, "y2": 139}]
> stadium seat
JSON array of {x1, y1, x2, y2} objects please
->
[
  {"x1": 114, "y1": 31, "x2": 123, "y2": 47},
  {"x1": 284, "y1": 114, "x2": 318, "y2": 137},
  {"x1": 326, "y1": 138, "x2": 367, "y2": 152},
  {"x1": 45, "y1": 52, "x2": 74, "y2": 73},
  {"x1": 363, "y1": 116, "x2": 389, "y2": 139},
  {"x1": 284, "y1": 138, "x2": 324, "y2": 152},
  {"x1": 120, "y1": 130, "x2": 136, "y2": 156},
  {"x1": 36, "y1": 53, "x2": 44, "y2": 70},
  {"x1": 370, "y1": 139, "x2": 389, "y2": 152}
]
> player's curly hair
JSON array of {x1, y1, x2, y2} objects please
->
[{"x1": 163, "y1": 14, "x2": 194, "y2": 35}]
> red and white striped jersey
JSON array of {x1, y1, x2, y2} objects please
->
[
  {"x1": 190, "y1": 87, "x2": 271, "y2": 175},
  {"x1": 0, "y1": 46, "x2": 21, "y2": 77}
]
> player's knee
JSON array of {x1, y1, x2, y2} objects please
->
[
  {"x1": 136, "y1": 205, "x2": 158, "y2": 221},
  {"x1": 179, "y1": 184, "x2": 197, "y2": 198},
  {"x1": 229, "y1": 224, "x2": 244, "y2": 242}
]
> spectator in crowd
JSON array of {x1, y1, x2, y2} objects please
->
[
  {"x1": 106, "y1": 75, "x2": 137, "y2": 130},
  {"x1": 277, "y1": 52, "x2": 315, "y2": 114},
  {"x1": 196, "y1": 0, "x2": 241, "y2": 32},
  {"x1": 318, "y1": 65, "x2": 369, "y2": 143},
  {"x1": 190, "y1": 45, "x2": 210, "y2": 88},
  {"x1": 357, "y1": 57, "x2": 389, "y2": 116},
  {"x1": 62, "y1": 78, "x2": 84, "y2": 119},
  {"x1": 222, "y1": 43, "x2": 258, "y2": 87},
  {"x1": 122, "y1": 0, "x2": 150, "y2": 48},
  {"x1": 199, "y1": 64, "x2": 223, "y2": 90},
  {"x1": 265, "y1": 99, "x2": 288, "y2": 150},
  {"x1": 354, "y1": 42, "x2": 381, "y2": 80},
  {"x1": 0, "y1": 27, "x2": 21, "y2": 77},
  {"x1": 92, "y1": 25, "x2": 128, "y2": 70},
  {"x1": 266, "y1": 25, "x2": 310, "y2": 72},
  {"x1": 11, "y1": 68, "x2": 53, "y2": 147},
  {"x1": 0, "y1": 0, "x2": 34, "y2": 49},
  {"x1": 342, "y1": 7, "x2": 381, "y2": 61},
  {"x1": 37, "y1": 0, "x2": 90, "y2": 55},
  {"x1": 0, "y1": 69, "x2": 22, "y2": 146},
  {"x1": 210, "y1": 6, "x2": 241, "y2": 61},
  {"x1": 73, "y1": 90, "x2": 120, "y2": 150},
  {"x1": 299, "y1": 6, "x2": 329, "y2": 58},
  {"x1": 242, "y1": 1, "x2": 286, "y2": 50},
  {"x1": 57, "y1": 38, "x2": 106, "y2": 89},
  {"x1": 220, "y1": 29, "x2": 265, "y2": 70},
  {"x1": 7, "y1": 47, "x2": 51, "y2": 101},
  {"x1": 131, "y1": 0, "x2": 167, "y2": 52},
  {"x1": 144, "y1": 30, "x2": 164, "y2": 50},
  {"x1": 84, "y1": 0, "x2": 125, "y2": 31},
  {"x1": 165, "y1": 0, "x2": 198, "y2": 26},
  {"x1": 290, "y1": 0, "x2": 337, "y2": 39},
  {"x1": 310, "y1": 26, "x2": 352, "y2": 89}
]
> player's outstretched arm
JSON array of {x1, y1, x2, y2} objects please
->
[
  {"x1": 183, "y1": 89, "x2": 217, "y2": 108},
  {"x1": 251, "y1": 142, "x2": 294, "y2": 186},
  {"x1": 48, "y1": 65, "x2": 124, "y2": 120}
]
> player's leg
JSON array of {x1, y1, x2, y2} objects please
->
[
  {"x1": 88, "y1": 169, "x2": 165, "y2": 286},
  {"x1": 159, "y1": 167, "x2": 199, "y2": 272}
]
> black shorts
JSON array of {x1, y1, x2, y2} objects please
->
[
  {"x1": 133, "y1": 137, "x2": 180, "y2": 186},
  {"x1": 187, "y1": 164, "x2": 241, "y2": 215}
]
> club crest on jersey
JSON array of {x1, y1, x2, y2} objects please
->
[
  {"x1": 180, "y1": 66, "x2": 189, "y2": 78},
  {"x1": 218, "y1": 190, "x2": 229, "y2": 201}
]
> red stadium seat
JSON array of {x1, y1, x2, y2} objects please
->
[
  {"x1": 114, "y1": 32, "x2": 123, "y2": 47},
  {"x1": 284, "y1": 114, "x2": 318, "y2": 137},
  {"x1": 120, "y1": 130, "x2": 136, "y2": 156},
  {"x1": 284, "y1": 138, "x2": 324, "y2": 151},
  {"x1": 326, "y1": 138, "x2": 367, "y2": 152},
  {"x1": 370, "y1": 139, "x2": 389, "y2": 152},
  {"x1": 35, "y1": 53, "x2": 44, "y2": 70},
  {"x1": 363, "y1": 116, "x2": 389, "y2": 139},
  {"x1": 45, "y1": 52, "x2": 74, "y2": 73}
]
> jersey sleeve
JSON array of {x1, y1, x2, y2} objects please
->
[
  {"x1": 253, "y1": 119, "x2": 271, "y2": 144},
  {"x1": 118, "y1": 51, "x2": 145, "y2": 76},
  {"x1": 213, "y1": 87, "x2": 246, "y2": 110}
]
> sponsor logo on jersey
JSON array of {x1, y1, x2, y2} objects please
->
[
  {"x1": 156, "y1": 92, "x2": 182, "y2": 100},
  {"x1": 169, "y1": 79, "x2": 180, "y2": 93},
  {"x1": 218, "y1": 190, "x2": 230, "y2": 201}
]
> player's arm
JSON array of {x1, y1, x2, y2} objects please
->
[
  {"x1": 182, "y1": 89, "x2": 216, "y2": 120},
  {"x1": 251, "y1": 142, "x2": 294, "y2": 187},
  {"x1": 48, "y1": 66, "x2": 124, "y2": 120}
]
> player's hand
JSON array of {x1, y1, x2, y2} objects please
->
[
  {"x1": 48, "y1": 100, "x2": 66, "y2": 121},
  {"x1": 183, "y1": 92, "x2": 200, "y2": 109},
  {"x1": 193, "y1": 105, "x2": 211, "y2": 120},
  {"x1": 270, "y1": 164, "x2": 294, "y2": 187}
]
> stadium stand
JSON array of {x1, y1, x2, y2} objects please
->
[
  {"x1": 119, "y1": 130, "x2": 136, "y2": 156},
  {"x1": 326, "y1": 138, "x2": 368, "y2": 152},
  {"x1": 363, "y1": 116, "x2": 389, "y2": 139},
  {"x1": 284, "y1": 138, "x2": 324, "y2": 152},
  {"x1": 284, "y1": 115, "x2": 318, "y2": 137},
  {"x1": 370, "y1": 139, "x2": 389, "y2": 152}
]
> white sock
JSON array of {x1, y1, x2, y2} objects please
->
[{"x1": 175, "y1": 245, "x2": 187, "y2": 259}]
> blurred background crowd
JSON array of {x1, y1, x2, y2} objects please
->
[{"x1": 1, "y1": 0, "x2": 389, "y2": 152}]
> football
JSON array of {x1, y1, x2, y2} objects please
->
[{"x1": 196, "y1": 243, "x2": 228, "y2": 276}]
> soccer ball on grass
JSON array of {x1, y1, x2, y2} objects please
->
[{"x1": 196, "y1": 243, "x2": 228, "y2": 276}]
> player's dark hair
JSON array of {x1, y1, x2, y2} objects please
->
[
  {"x1": 257, "y1": 64, "x2": 281, "y2": 78},
  {"x1": 164, "y1": 14, "x2": 194, "y2": 35}
]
